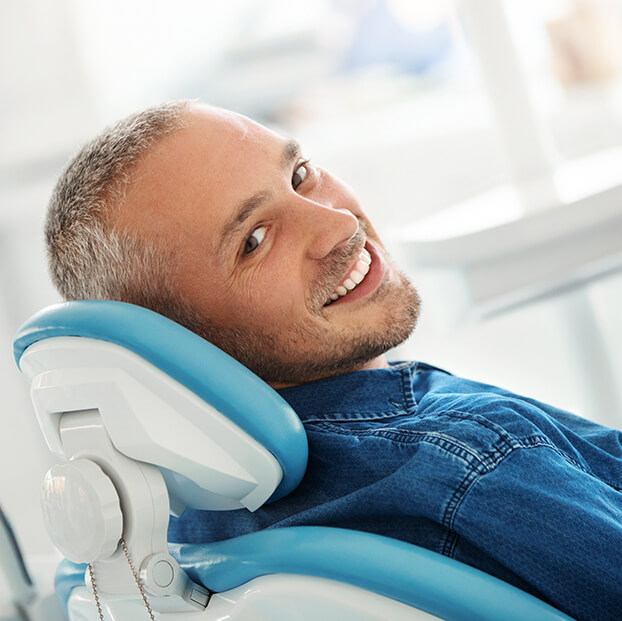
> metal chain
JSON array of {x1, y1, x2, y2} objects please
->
[
  {"x1": 87, "y1": 563, "x2": 104, "y2": 621},
  {"x1": 121, "y1": 539, "x2": 156, "y2": 621},
  {"x1": 88, "y1": 538, "x2": 156, "y2": 621}
]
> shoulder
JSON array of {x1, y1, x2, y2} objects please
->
[{"x1": 413, "y1": 367, "x2": 576, "y2": 453}]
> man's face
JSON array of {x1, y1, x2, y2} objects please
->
[{"x1": 117, "y1": 105, "x2": 420, "y2": 385}]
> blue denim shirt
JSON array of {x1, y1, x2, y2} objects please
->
[{"x1": 169, "y1": 361, "x2": 622, "y2": 621}]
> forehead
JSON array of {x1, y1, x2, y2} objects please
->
[
  {"x1": 117, "y1": 105, "x2": 285, "y2": 242},
  {"x1": 183, "y1": 105, "x2": 280, "y2": 169}
]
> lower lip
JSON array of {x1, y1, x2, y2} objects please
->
[{"x1": 327, "y1": 241, "x2": 386, "y2": 307}]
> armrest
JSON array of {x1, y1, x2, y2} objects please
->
[
  {"x1": 56, "y1": 527, "x2": 572, "y2": 621},
  {"x1": 170, "y1": 527, "x2": 573, "y2": 621}
]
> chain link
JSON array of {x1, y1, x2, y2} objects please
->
[
  {"x1": 87, "y1": 564, "x2": 104, "y2": 621},
  {"x1": 88, "y1": 538, "x2": 156, "y2": 621},
  {"x1": 121, "y1": 539, "x2": 156, "y2": 621}
]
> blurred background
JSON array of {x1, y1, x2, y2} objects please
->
[{"x1": 1, "y1": 0, "x2": 622, "y2": 612}]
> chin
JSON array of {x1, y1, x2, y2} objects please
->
[{"x1": 261, "y1": 277, "x2": 421, "y2": 385}]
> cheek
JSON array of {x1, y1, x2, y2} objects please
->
[
  {"x1": 206, "y1": 260, "x2": 305, "y2": 332},
  {"x1": 172, "y1": 249, "x2": 243, "y2": 326},
  {"x1": 251, "y1": 264, "x2": 305, "y2": 322},
  {"x1": 181, "y1": 234, "x2": 311, "y2": 329}
]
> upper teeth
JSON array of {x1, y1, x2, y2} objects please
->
[{"x1": 326, "y1": 248, "x2": 371, "y2": 304}]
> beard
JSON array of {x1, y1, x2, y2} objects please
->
[
  {"x1": 127, "y1": 216, "x2": 421, "y2": 385},
  {"x1": 166, "y1": 223, "x2": 421, "y2": 385},
  {"x1": 224, "y1": 270, "x2": 421, "y2": 384},
  {"x1": 200, "y1": 246, "x2": 421, "y2": 384}
]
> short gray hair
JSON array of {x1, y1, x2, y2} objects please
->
[
  {"x1": 45, "y1": 100, "x2": 286, "y2": 371},
  {"x1": 46, "y1": 100, "x2": 197, "y2": 319}
]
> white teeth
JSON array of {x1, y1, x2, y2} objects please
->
[
  {"x1": 325, "y1": 246, "x2": 373, "y2": 305},
  {"x1": 350, "y1": 270, "x2": 364, "y2": 284}
]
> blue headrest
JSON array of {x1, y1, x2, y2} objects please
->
[{"x1": 14, "y1": 300, "x2": 308, "y2": 502}]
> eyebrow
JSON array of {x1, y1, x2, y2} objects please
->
[
  {"x1": 217, "y1": 138, "x2": 302, "y2": 258},
  {"x1": 281, "y1": 138, "x2": 301, "y2": 168}
]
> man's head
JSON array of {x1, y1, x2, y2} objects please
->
[{"x1": 47, "y1": 101, "x2": 420, "y2": 386}]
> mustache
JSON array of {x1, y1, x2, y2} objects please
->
[{"x1": 308, "y1": 221, "x2": 367, "y2": 312}]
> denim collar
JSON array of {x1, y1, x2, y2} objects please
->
[{"x1": 276, "y1": 361, "x2": 419, "y2": 423}]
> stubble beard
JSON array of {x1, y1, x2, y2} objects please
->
[{"x1": 209, "y1": 251, "x2": 422, "y2": 385}]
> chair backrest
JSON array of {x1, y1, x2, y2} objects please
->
[
  {"x1": 13, "y1": 300, "x2": 310, "y2": 613},
  {"x1": 13, "y1": 301, "x2": 574, "y2": 621},
  {"x1": 14, "y1": 300, "x2": 309, "y2": 514}
]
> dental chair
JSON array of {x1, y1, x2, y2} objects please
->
[{"x1": 13, "y1": 301, "x2": 573, "y2": 621}]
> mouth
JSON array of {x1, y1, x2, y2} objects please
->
[{"x1": 323, "y1": 241, "x2": 385, "y2": 307}]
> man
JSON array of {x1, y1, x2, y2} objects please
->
[{"x1": 47, "y1": 101, "x2": 622, "y2": 620}]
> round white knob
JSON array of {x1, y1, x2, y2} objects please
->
[
  {"x1": 152, "y1": 560, "x2": 174, "y2": 587},
  {"x1": 140, "y1": 553, "x2": 182, "y2": 596},
  {"x1": 41, "y1": 458, "x2": 123, "y2": 563}
]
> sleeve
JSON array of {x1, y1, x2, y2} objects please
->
[{"x1": 453, "y1": 443, "x2": 622, "y2": 621}]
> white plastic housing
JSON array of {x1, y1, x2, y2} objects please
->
[
  {"x1": 20, "y1": 337, "x2": 283, "y2": 513},
  {"x1": 67, "y1": 574, "x2": 438, "y2": 621},
  {"x1": 41, "y1": 459, "x2": 123, "y2": 563}
]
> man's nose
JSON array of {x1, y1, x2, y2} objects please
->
[{"x1": 295, "y1": 197, "x2": 360, "y2": 260}]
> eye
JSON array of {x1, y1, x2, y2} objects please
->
[
  {"x1": 291, "y1": 162, "x2": 308, "y2": 190},
  {"x1": 244, "y1": 225, "x2": 266, "y2": 254}
]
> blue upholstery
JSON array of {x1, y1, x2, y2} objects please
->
[
  {"x1": 19, "y1": 302, "x2": 573, "y2": 620},
  {"x1": 55, "y1": 528, "x2": 572, "y2": 620},
  {"x1": 55, "y1": 561, "x2": 86, "y2": 618},
  {"x1": 13, "y1": 300, "x2": 308, "y2": 503},
  {"x1": 171, "y1": 527, "x2": 573, "y2": 620}
]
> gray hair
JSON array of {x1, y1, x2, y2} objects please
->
[
  {"x1": 45, "y1": 100, "x2": 201, "y2": 321},
  {"x1": 45, "y1": 100, "x2": 326, "y2": 377}
]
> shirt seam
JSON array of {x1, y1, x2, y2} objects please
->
[
  {"x1": 439, "y1": 438, "x2": 615, "y2": 557},
  {"x1": 435, "y1": 409, "x2": 606, "y2": 481},
  {"x1": 309, "y1": 420, "x2": 580, "y2": 471},
  {"x1": 308, "y1": 421, "x2": 488, "y2": 465},
  {"x1": 308, "y1": 406, "x2": 610, "y2": 489},
  {"x1": 302, "y1": 410, "x2": 419, "y2": 424},
  {"x1": 400, "y1": 363, "x2": 418, "y2": 412},
  {"x1": 294, "y1": 364, "x2": 420, "y2": 423}
]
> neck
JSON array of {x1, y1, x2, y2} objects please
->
[{"x1": 269, "y1": 354, "x2": 389, "y2": 390}]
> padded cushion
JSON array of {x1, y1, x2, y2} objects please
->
[
  {"x1": 55, "y1": 528, "x2": 572, "y2": 620},
  {"x1": 14, "y1": 300, "x2": 308, "y2": 502},
  {"x1": 173, "y1": 527, "x2": 572, "y2": 620}
]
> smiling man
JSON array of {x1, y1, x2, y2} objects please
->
[
  {"x1": 108, "y1": 104, "x2": 420, "y2": 386},
  {"x1": 46, "y1": 101, "x2": 622, "y2": 620}
]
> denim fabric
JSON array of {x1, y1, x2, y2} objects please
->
[{"x1": 168, "y1": 361, "x2": 622, "y2": 621}]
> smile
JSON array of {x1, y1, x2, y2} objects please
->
[{"x1": 324, "y1": 246, "x2": 372, "y2": 306}]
